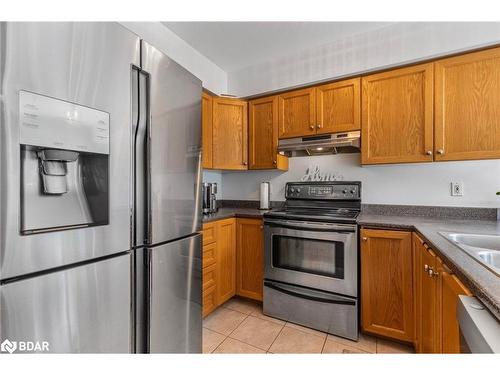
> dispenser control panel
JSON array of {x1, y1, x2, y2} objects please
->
[{"x1": 19, "y1": 90, "x2": 110, "y2": 154}]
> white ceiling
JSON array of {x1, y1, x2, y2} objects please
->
[{"x1": 162, "y1": 22, "x2": 394, "y2": 72}]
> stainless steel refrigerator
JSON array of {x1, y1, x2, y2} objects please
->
[{"x1": 0, "y1": 22, "x2": 202, "y2": 353}]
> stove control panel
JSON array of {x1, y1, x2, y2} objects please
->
[{"x1": 285, "y1": 182, "x2": 361, "y2": 200}]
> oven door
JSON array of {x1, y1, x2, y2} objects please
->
[{"x1": 264, "y1": 219, "x2": 357, "y2": 297}]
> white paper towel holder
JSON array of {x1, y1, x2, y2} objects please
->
[{"x1": 260, "y1": 182, "x2": 270, "y2": 210}]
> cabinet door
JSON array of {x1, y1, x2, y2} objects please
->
[
  {"x1": 412, "y1": 233, "x2": 424, "y2": 351},
  {"x1": 212, "y1": 98, "x2": 248, "y2": 170},
  {"x1": 360, "y1": 229, "x2": 414, "y2": 342},
  {"x1": 236, "y1": 218, "x2": 264, "y2": 301},
  {"x1": 361, "y1": 63, "x2": 434, "y2": 164},
  {"x1": 201, "y1": 93, "x2": 213, "y2": 169},
  {"x1": 278, "y1": 88, "x2": 316, "y2": 139},
  {"x1": 316, "y1": 78, "x2": 360, "y2": 134},
  {"x1": 435, "y1": 47, "x2": 500, "y2": 161},
  {"x1": 420, "y1": 246, "x2": 440, "y2": 353},
  {"x1": 440, "y1": 267, "x2": 472, "y2": 353},
  {"x1": 216, "y1": 218, "x2": 236, "y2": 305},
  {"x1": 249, "y1": 96, "x2": 288, "y2": 170}
]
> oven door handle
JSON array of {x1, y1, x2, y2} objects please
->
[
  {"x1": 264, "y1": 219, "x2": 356, "y2": 232},
  {"x1": 264, "y1": 281, "x2": 356, "y2": 306}
]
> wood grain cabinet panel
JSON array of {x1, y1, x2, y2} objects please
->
[
  {"x1": 203, "y1": 285, "x2": 217, "y2": 318},
  {"x1": 412, "y1": 233, "x2": 424, "y2": 351},
  {"x1": 361, "y1": 63, "x2": 434, "y2": 164},
  {"x1": 439, "y1": 265, "x2": 472, "y2": 353},
  {"x1": 419, "y1": 244, "x2": 440, "y2": 353},
  {"x1": 212, "y1": 98, "x2": 248, "y2": 170},
  {"x1": 202, "y1": 222, "x2": 216, "y2": 246},
  {"x1": 434, "y1": 47, "x2": 500, "y2": 161},
  {"x1": 278, "y1": 88, "x2": 316, "y2": 139},
  {"x1": 316, "y1": 78, "x2": 360, "y2": 134},
  {"x1": 248, "y1": 96, "x2": 288, "y2": 170},
  {"x1": 215, "y1": 218, "x2": 237, "y2": 305},
  {"x1": 236, "y1": 218, "x2": 264, "y2": 301},
  {"x1": 202, "y1": 242, "x2": 217, "y2": 268},
  {"x1": 202, "y1": 92, "x2": 213, "y2": 169},
  {"x1": 360, "y1": 229, "x2": 414, "y2": 343}
]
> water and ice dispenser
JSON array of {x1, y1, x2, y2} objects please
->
[{"x1": 19, "y1": 91, "x2": 110, "y2": 234}]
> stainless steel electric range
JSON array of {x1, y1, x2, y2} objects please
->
[{"x1": 263, "y1": 181, "x2": 361, "y2": 341}]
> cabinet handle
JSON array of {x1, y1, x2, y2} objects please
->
[
  {"x1": 427, "y1": 268, "x2": 439, "y2": 277},
  {"x1": 426, "y1": 150, "x2": 432, "y2": 156},
  {"x1": 362, "y1": 237, "x2": 368, "y2": 241},
  {"x1": 273, "y1": 160, "x2": 277, "y2": 165},
  {"x1": 436, "y1": 149, "x2": 444, "y2": 155},
  {"x1": 260, "y1": 225, "x2": 263, "y2": 229},
  {"x1": 242, "y1": 161, "x2": 247, "y2": 166},
  {"x1": 316, "y1": 124, "x2": 322, "y2": 129},
  {"x1": 309, "y1": 125, "x2": 315, "y2": 130},
  {"x1": 424, "y1": 264, "x2": 429, "y2": 272}
]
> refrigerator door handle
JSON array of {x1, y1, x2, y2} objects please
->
[
  {"x1": 193, "y1": 148, "x2": 202, "y2": 231},
  {"x1": 132, "y1": 66, "x2": 150, "y2": 248}
]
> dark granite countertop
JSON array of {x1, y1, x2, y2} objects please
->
[
  {"x1": 202, "y1": 207, "x2": 269, "y2": 223},
  {"x1": 358, "y1": 212, "x2": 500, "y2": 320}
]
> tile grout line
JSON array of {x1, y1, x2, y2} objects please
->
[{"x1": 266, "y1": 322, "x2": 286, "y2": 353}]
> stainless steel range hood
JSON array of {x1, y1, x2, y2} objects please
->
[{"x1": 278, "y1": 131, "x2": 360, "y2": 157}]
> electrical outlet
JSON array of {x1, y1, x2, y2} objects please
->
[{"x1": 451, "y1": 182, "x2": 464, "y2": 196}]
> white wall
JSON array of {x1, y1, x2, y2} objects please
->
[
  {"x1": 221, "y1": 155, "x2": 500, "y2": 208},
  {"x1": 228, "y1": 22, "x2": 500, "y2": 97},
  {"x1": 120, "y1": 22, "x2": 227, "y2": 94}
]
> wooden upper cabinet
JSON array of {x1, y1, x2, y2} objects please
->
[
  {"x1": 440, "y1": 266, "x2": 472, "y2": 353},
  {"x1": 316, "y1": 78, "x2": 360, "y2": 134},
  {"x1": 278, "y1": 88, "x2": 316, "y2": 139},
  {"x1": 435, "y1": 47, "x2": 500, "y2": 161},
  {"x1": 248, "y1": 96, "x2": 288, "y2": 170},
  {"x1": 201, "y1": 93, "x2": 213, "y2": 169},
  {"x1": 212, "y1": 97, "x2": 248, "y2": 170},
  {"x1": 236, "y1": 218, "x2": 264, "y2": 301},
  {"x1": 361, "y1": 63, "x2": 434, "y2": 165},
  {"x1": 360, "y1": 229, "x2": 414, "y2": 343}
]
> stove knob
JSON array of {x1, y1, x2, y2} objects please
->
[
  {"x1": 290, "y1": 188, "x2": 295, "y2": 193},
  {"x1": 350, "y1": 190, "x2": 356, "y2": 194},
  {"x1": 342, "y1": 189, "x2": 348, "y2": 194},
  {"x1": 296, "y1": 188, "x2": 301, "y2": 193}
]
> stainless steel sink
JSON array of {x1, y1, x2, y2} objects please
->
[
  {"x1": 446, "y1": 233, "x2": 500, "y2": 251},
  {"x1": 440, "y1": 232, "x2": 500, "y2": 276},
  {"x1": 478, "y1": 251, "x2": 500, "y2": 269}
]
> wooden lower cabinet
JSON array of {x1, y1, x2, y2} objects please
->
[
  {"x1": 418, "y1": 242, "x2": 440, "y2": 353},
  {"x1": 363, "y1": 229, "x2": 474, "y2": 353},
  {"x1": 360, "y1": 229, "x2": 414, "y2": 342},
  {"x1": 215, "y1": 218, "x2": 237, "y2": 305},
  {"x1": 236, "y1": 218, "x2": 264, "y2": 301},
  {"x1": 413, "y1": 232, "x2": 472, "y2": 353},
  {"x1": 202, "y1": 217, "x2": 265, "y2": 316},
  {"x1": 439, "y1": 262, "x2": 472, "y2": 353},
  {"x1": 202, "y1": 218, "x2": 237, "y2": 317}
]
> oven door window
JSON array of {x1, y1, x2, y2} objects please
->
[{"x1": 272, "y1": 235, "x2": 345, "y2": 279}]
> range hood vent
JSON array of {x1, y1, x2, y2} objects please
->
[{"x1": 278, "y1": 131, "x2": 361, "y2": 157}]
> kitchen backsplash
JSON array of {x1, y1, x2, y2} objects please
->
[{"x1": 206, "y1": 153, "x2": 500, "y2": 208}]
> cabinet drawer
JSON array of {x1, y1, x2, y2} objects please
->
[
  {"x1": 203, "y1": 263, "x2": 216, "y2": 290},
  {"x1": 202, "y1": 284, "x2": 217, "y2": 318},
  {"x1": 203, "y1": 242, "x2": 216, "y2": 268},
  {"x1": 202, "y1": 222, "x2": 216, "y2": 245}
]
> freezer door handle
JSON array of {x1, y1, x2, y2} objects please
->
[
  {"x1": 132, "y1": 66, "x2": 150, "y2": 247},
  {"x1": 264, "y1": 281, "x2": 356, "y2": 305}
]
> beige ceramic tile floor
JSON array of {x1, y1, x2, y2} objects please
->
[{"x1": 203, "y1": 297, "x2": 415, "y2": 354}]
